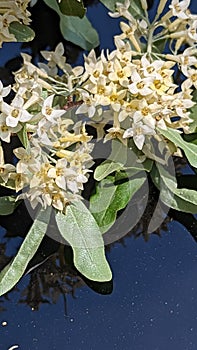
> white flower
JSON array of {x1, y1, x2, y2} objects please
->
[
  {"x1": 108, "y1": 58, "x2": 133, "y2": 86},
  {"x1": 108, "y1": 0, "x2": 136, "y2": 23},
  {"x1": 40, "y1": 43, "x2": 66, "y2": 73},
  {"x1": 106, "y1": 83, "x2": 126, "y2": 112},
  {"x1": 0, "y1": 81, "x2": 11, "y2": 102},
  {"x1": 186, "y1": 69, "x2": 197, "y2": 88},
  {"x1": 85, "y1": 76, "x2": 111, "y2": 99},
  {"x1": 14, "y1": 146, "x2": 41, "y2": 174},
  {"x1": 132, "y1": 100, "x2": 156, "y2": 129},
  {"x1": 118, "y1": 100, "x2": 136, "y2": 122},
  {"x1": 169, "y1": 0, "x2": 190, "y2": 19},
  {"x1": 84, "y1": 59, "x2": 104, "y2": 84},
  {"x1": 128, "y1": 70, "x2": 153, "y2": 96},
  {"x1": 104, "y1": 126, "x2": 127, "y2": 145},
  {"x1": 36, "y1": 117, "x2": 58, "y2": 146},
  {"x1": 140, "y1": 56, "x2": 164, "y2": 78},
  {"x1": 172, "y1": 96, "x2": 195, "y2": 118},
  {"x1": 76, "y1": 92, "x2": 96, "y2": 118},
  {"x1": 42, "y1": 94, "x2": 65, "y2": 122},
  {"x1": 0, "y1": 114, "x2": 21, "y2": 143},
  {"x1": 47, "y1": 157, "x2": 88, "y2": 194},
  {"x1": 187, "y1": 19, "x2": 197, "y2": 42},
  {"x1": 9, "y1": 172, "x2": 30, "y2": 192},
  {"x1": 179, "y1": 47, "x2": 197, "y2": 76},
  {"x1": 48, "y1": 158, "x2": 77, "y2": 191},
  {"x1": 123, "y1": 122, "x2": 155, "y2": 150},
  {"x1": 113, "y1": 37, "x2": 133, "y2": 63},
  {"x1": 1, "y1": 95, "x2": 32, "y2": 127}
]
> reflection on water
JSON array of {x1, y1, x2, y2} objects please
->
[
  {"x1": 0, "y1": 110, "x2": 196, "y2": 307},
  {"x1": 0, "y1": 176, "x2": 196, "y2": 311},
  {"x1": 1, "y1": 214, "x2": 197, "y2": 350}
]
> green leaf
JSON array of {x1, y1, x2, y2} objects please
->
[
  {"x1": 58, "y1": 0, "x2": 86, "y2": 18},
  {"x1": 151, "y1": 165, "x2": 197, "y2": 214},
  {"x1": 55, "y1": 201, "x2": 112, "y2": 282},
  {"x1": 0, "y1": 196, "x2": 19, "y2": 215},
  {"x1": 109, "y1": 139, "x2": 128, "y2": 165},
  {"x1": 125, "y1": 158, "x2": 153, "y2": 172},
  {"x1": 9, "y1": 22, "x2": 35, "y2": 42},
  {"x1": 159, "y1": 186, "x2": 197, "y2": 214},
  {"x1": 0, "y1": 206, "x2": 51, "y2": 296},
  {"x1": 17, "y1": 125, "x2": 29, "y2": 149},
  {"x1": 94, "y1": 139, "x2": 127, "y2": 181},
  {"x1": 129, "y1": 0, "x2": 144, "y2": 18},
  {"x1": 90, "y1": 171, "x2": 146, "y2": 233},
  {"x1": 94, "y1": 139, "x2": 153, "y2": 181},
  {"x1": 0, "y1": 177, "x2": 16, "y2": 190},
  {"x1": 43, "y1": 0, "x2": 99, "y2": 50},
  {"x1": 94, "y1": 161, "x2": 123, "y2": 181},
  {"x1": 183, "y1": 133, "x2": 197, "y2": 145},
  {"x1": 158, "y1": 127, "x2": 197, "y2": 168},
  {"x1": 158, "y1": 164, "x2": 197, "y2": 203},
  {"x1": 60, "y1": 13, "x2": 99, "y2": 50},
  {"x1": 98, "y1": 0, "x2": 117, "y2": 11}
]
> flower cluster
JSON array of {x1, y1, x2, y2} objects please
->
[
  {"x1": 76, "y1": 46, "x2": 195, "y2": 149},
  {"x1": 73, "y1": 0, "x2": 196, "y2": 150},
  {"x1": 14, "y1": 139, "x2": 93, "y2": 211},
  {"x1": 0, "y1": 50, "x2": 93, "y2": 211},
  {"x1": 0, "y1": 0, "x2": 196, "y2": 211},
  {"x1": 0, "y1": 0, "x2": 31, "y2": 47}
]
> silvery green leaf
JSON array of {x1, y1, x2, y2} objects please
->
[
  {"x1": 151, "y1": 165, "x2": 197, "y2": 214},
  {"x1": 58, "y1": 0, "x2": 86, "y2": 18},
  {"x1": 0, "y1": 196, "x2": 19, "y2": 215},
  {"x1": 43, "y1": 0, "x2": 99, "y2": 50},
  {"x1": 158, "y1": 127, "x2": 197, "y2": 168},
  {"x1": 9, "y1": 22, "x2": 35, "y2": 42},
  {"x1": 56, "y1": 201, "x2": 112, "y2": 282},
  {"x1": 0, "y1": 206, "x2": 51, "y2": 296},
  {"x1": 90, "y1": 171, "x2": 146, "y2": 233}
]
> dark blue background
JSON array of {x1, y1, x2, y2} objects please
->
[{"x1": 1, "y1": 223, "x2": 197, "y2": 350}]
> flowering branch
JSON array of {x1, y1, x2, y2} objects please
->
[{"x1": 0, "y1": 0, "x2": 196, "y2": 290}]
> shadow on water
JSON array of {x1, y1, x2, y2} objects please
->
[{"x1": 0, "y1": 164, "x2": 196, "y2": 311}]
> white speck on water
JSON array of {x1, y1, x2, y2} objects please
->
[
  {"x1": 1, "y1": 321, "x2": 7, "y2": 326},
  {"x1": 70, "y1": 318, "x2": 74, "y2": 322}
]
